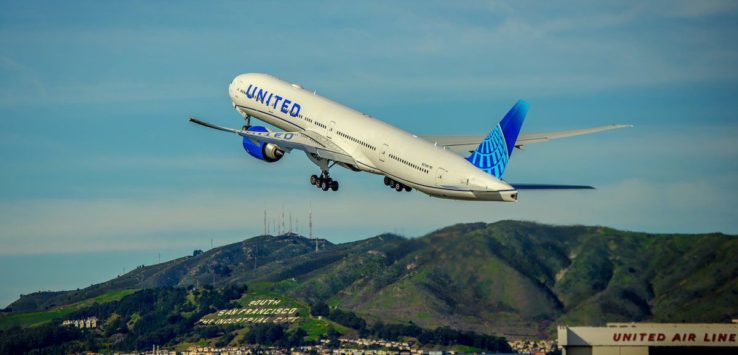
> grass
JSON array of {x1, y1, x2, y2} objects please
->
[
  {"x1": 301, "y1": 317, "x2": 330, "y2": 341},
  {"x1": 0, "y1": 289, "x2": 139, "y2": 330},
  {"x1": 0, "y1": 308, "x2": 76, "y2": 330},
  {"x1": 327, "y1": 298, "x2": 341, "y2": 309},
  {"x1": 92, "y1": 289, "x2": 137, "y2": 304},
  {"x1": 415, "y1": 311, "x2": 430, "y2": 320},
  {"x1": 175, "y1": 340, "x2": 210, "y2": 351},
  {"x1": 300, "y1": 317, "x2": 351, "y2": 342},
  {"x1": 247, "y1": 281, "x2": 277, "y2": 293},
  {"x1": 449, "y1": 344, "x2": 484, "y2": 353}
]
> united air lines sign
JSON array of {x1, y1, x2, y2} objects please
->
[{"x1": 559, "y1": 324, "x2": 738, "y2": 347}]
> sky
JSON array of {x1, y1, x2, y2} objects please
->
[{"x1": 1, "y1": 0, "x2": 737, "y2": 307}]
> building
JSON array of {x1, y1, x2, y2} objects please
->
[
  {"x1": 558, "y1": 323, "x2": 737, "y2": 355},
  {"x1": 61, "y1": 317, "x2": 97, "y2": 329}
]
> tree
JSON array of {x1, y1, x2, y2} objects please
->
[
  {"x1": 288, "y1": 328, "x2": 307, "y2": 347},
  {"x1": 310, "y1": 301, "x2": 329, "y2": 317},
  {"x1": 326, "y1": 326, "x2": 340, "y2": 348},
  {"x1": 328, "y1": 308, "x2": 366, "y2": 331}
]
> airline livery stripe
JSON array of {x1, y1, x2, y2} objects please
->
[
  {"x1": 355, "y1": 161, "x2": 514, "y2": 194},
  {"x1": 236, "y1": 105, "x2": 305, "y2": 131}
]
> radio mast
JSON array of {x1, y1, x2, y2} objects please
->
[{"x1": 310, "y1": 206, "x2": 318, "y2": 253}]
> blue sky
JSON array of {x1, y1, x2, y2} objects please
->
[{"x1": 1, "y1": 0, "x2": 737, "y2": 306}]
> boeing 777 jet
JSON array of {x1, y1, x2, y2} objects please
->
[{"x1": 190, "y1": 73, "x2": 630, "y2": 202}]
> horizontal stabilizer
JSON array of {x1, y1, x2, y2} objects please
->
[{"x1": 511, "y1": 184, "x2": 595, "y2": 190}]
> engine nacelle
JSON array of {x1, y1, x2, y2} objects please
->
[{"x1": 242, "y1": 126, "x2": 285, "y2": 162}]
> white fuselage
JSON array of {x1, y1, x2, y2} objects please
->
[{"x1": 228, "y1": 73, "x2": 517, "y2": 202}]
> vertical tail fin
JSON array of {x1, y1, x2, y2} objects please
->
[{"x1": 466, "y1": 100, "x2": 528, "y2": 178}]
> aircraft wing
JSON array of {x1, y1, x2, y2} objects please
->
[
  {"x1": 420, "y1": 124, "x2": 633, "y2": 154},
  {"x1": 189, "y1": 117, "x2": 356, "y2": 165}
]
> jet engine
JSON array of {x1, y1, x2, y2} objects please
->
[{"x1": 242, "y1": 126, "x2": 284, "y2": 162}]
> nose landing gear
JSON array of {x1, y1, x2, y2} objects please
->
[{"x1": 241, "y1": 115, "x2": 252, "y2": 131}]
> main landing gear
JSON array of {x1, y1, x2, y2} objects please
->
[
  {"x1": 384, "y1": 176, "x2": 411, "y2": 192},
  {"x1": 306, "y1": 154, "x2": 339, "y2": 192},
  {"x1": 311, "y1": 172, "x2": 339, "y2": 192}
]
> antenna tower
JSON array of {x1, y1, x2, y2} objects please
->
[{"x1": 310, "y1": 206, "x2": 317, "y2": 253}]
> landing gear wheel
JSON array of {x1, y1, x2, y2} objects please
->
[
  {"x1": 321, "y1": 180, "x2": 330, "y2": 191},
  {"x1": 395, "y1": 183, "x2": 404, "y2": 192},
  {"x1": 384, "y1": 177, "x2": 391, "y2": 186},
  {"x1": 389, "y1": 180, "x2": 396, "y2": 189},
  {"x1": 310, "y1": 175, "x2": 319, "y2": 186},
  {"x1": 330, "y1": 180, "x2": 339, "y2": 191},
  {"x1": 404, "y1": 186, "x2": 411, "y2": 192}
]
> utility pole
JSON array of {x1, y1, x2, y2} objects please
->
[
  {"x1": 310, "y1": 206, "x2": 317, "y2": 253},
  {"x1": 210, "y1": 238, "x2": 214, "y2": 286}
]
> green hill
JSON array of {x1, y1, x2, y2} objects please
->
[
  {"x1": 0, "y1": 289, "x2": 137, "y2": 331},
  {"x1": 5, "y1": 221, "x2": 737, "y2": 338}
]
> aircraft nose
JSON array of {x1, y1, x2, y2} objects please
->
[{"x1": 228, "y1": 80, "x2": 236, "y2": 98}]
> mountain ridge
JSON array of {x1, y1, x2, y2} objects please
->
[{"x1": 6, "y1": 220, "x2": 737, "y2": 337}]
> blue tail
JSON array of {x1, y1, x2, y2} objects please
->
[{"x1": 466, "y1": 100, "x2": 528, "y2": 178}]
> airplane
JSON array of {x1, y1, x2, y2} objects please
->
[{"x1": 189, "y1": 73, "x2": 631, "y2": 202}]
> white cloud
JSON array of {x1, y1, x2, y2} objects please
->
[{"x1": 1, "y1": 1, "x2": 736, "y2": 107}]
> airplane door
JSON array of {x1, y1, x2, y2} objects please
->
[
  {"x1": 435, "y1": 167, "x2": 447, "y2": 186},
  {"x1": 327, "y1": 121, "x2": 336, "y2": 139},
  {"x1": 379, "y1": 144, "x2": 388, "y2": 162}
]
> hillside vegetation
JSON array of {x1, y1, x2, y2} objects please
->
[{"x1": 5, "y1": 221, "x2": 737, "y2": 338}]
